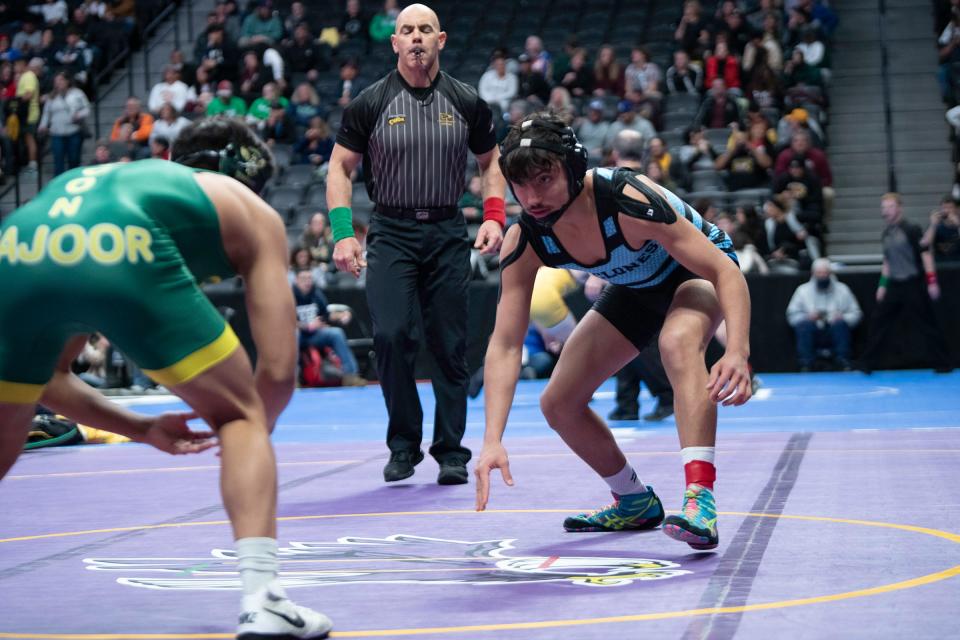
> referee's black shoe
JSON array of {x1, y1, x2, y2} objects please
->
[
  {"x1": 437, "y1": 460, "x2": 469, "y2": 485},
  {"x1": 383, "y1": 450, "x2": 424, "y2": 482}
]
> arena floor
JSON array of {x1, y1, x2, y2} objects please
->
[{"x1": 2, "y1": 370, "x2": 959, "y2": 639}]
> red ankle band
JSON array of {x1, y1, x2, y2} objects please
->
[{"x1": 684, "y1": 460, "x2": 716, "y2": 489}]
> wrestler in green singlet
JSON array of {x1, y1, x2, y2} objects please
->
[{"x1": 0, "y1": 159, "x2": 240, "y2": 402}]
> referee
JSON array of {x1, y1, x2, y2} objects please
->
[{"x1": 327, "y1": 3, "x2": 506, "y2": 485}]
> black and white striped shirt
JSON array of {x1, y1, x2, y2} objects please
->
[{"x1": 336, "y1": 70, "x2": 496, "y2": 209}]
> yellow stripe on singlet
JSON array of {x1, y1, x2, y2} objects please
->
[
  {"x1": 142, "y1": 325, "x2": 240, "y2": 388},
  {"x1": 0, "y1": 381, "x2": 46, "y2": 404}
]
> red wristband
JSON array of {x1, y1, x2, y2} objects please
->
[
  {"x1": 926, "y1": 272, "x2": 938, "y2": 285},
  {"x1": 482, "y1": 197, "x2": 506, "y2": 228}
]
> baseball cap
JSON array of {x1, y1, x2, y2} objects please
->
[
  {"x1": 787, "y1": 108, "x2": 809, "y2": 123},
  {"x1": 216, "y1": 80, "x2": 233, "y2": 96},
  {"x1": 588, "y1": 98, "x2": 604, "y2": 111},
  {"x1": 617, "y1": 99, "x2": 634, "y2": 114},
  {"x1": 517, "y1": 53, "x2": 531, "y2": 63}
]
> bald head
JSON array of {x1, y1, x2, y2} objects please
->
[
  {"x1": 395, "y1": 3, "x2": 440, "y2": 33},
  {"x1": 392, "y1": 2, "x2": 445, "y2": 82}
]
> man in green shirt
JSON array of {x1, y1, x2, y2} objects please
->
[{"x1": 207, "y1": 79, "x2": 247, "y2": 117}]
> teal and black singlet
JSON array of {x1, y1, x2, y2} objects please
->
[{"x1": 510, "y1": 167, "x2": 738, "y2": 350}]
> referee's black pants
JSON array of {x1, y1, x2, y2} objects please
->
[
  {"x1": 365, "y1": 214, "x2": 472, "y2": 464},
  {"x1": 859, "y1": 276, "x2": 951, "y2": 370}
]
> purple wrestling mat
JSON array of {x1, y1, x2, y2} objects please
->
[{"x1": 1, "y1": 372, "x2": 959, "y2": 639}]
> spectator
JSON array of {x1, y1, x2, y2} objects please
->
[
  {"x1": 558, "y1": 47, "x2": 593, "y2": 98},
  {"x1": 91, "y1": 138, "x2": 113, "y2": 164},
  {"x1": 524, "y1": 35, "x2": 552, "y2": 81},
  {"x1": 283, "y1": 23, "x2": 327, "y2": 83},
  {"x1": 300, "y1": 212, "x2": 335, "y2": 269},
  {"x1": 715, "y1": 121, "x2": 773, "y2": 190},
  {"x1": 593, "y1": 44, "x2": 625, "y2": 97},
  {"x1": 53, "y1": 27, "x2": 94, "y2": 87},
  {"x1": 763, "y1": 196, "x2": 818, "y2": 269},
  {"x1": 795, "y1": 27, "x2": 828, "y2": 82},
  {"x1": 293, "y1": 115, "x2": 334, "y2": 166},
  {"x1": 775, "y1": 129, "x2": 832, "y2": 185},
  {"x1": 516, "y1": 52, "x2": 550, "y2": 103},
  {"x1": 773, "y1": 157, "x2": 824, "y2": 237},
  {"x1": 74, "y1": 333, "x2": 110, "y2": 388},
  {"x1": 674, "y1": 0, "x2": 711, "y2": 59},
  {"x1": 36, "y1": 28, "x2": 58, "y2": 69},
  {"x1": 206, "y1": 80, "x2": 246, "y2": 116},
  {"x1": 289, "y1": 246, "x2": 324, "y2": 286},
  {"x1": 288, "y1": 82, "x2": 325, "y2": 128},
  {"x1": 606, "y1": 100, "x2": 657, "y2": 149},
  {"x1": 284, "y1": 1, "x2": 318, "y2": 35},
  {"x1": 735, "y1": 203, "x2": 767, "y2": 250},
  {"x1": 743, "y1": 48, "x2": 783, "y2": 111},
  {"x1": 216, "y1": 0, "x2": 242, "y2": 41},
  {"x1": 340, "y1": 0, "x2": 369, "y2": 43},
  {"x1": 15, "y1": 57, "x2": 43, "y2": 173},
  {"x1": 478, "y1": 54, "x2": 518, "y2": 113},
  {"x1": 110, "y1": 96, "x2": 153, "y2": 146},
  {"x1": 12, "y1": 19, "x2": 42, "y2": 56},
  {"x1": 196, "y1": 24, "x2": 237, "y2": 84},
  {"x1": 0, "y1": 34, "x2": 21, "y2": 65},
  {"x1": 237, "y1": 50, "x2": 272, "y2": 105},
  {"x1": 37, "y1": 71, "x2": 89, "y2": 176},
  {"x1": 717, "y1": 9, "x2": 754, "y2": 56},
  {"x1": 922, "y1": 195, "x2": 960, "y2": 263},
  {"x1": 185, "y1": 66, "x2": 216, "y2": 115},
  {"x1": 786, "y1": 258, "x2": 863, "y2": 371},
  {"x1": 678, "y1": 125, "x2": 719, "y2": 178},
  {"x1": 457, "y1": 173, "x2": 484, "y2": 223},
  {"x1": 576, "y1": 99, "x2": 611, "y2": 157},
  {"x1": 624, "y1": 46, "x2": 662, "y2": 98},
  {"x1": 546, "y1": 86, "x2": 575, "y2": 125},
  {"x1": 239, "y1": 0, "x2": 283, "y2": 48},
  {"x1": 645, "y1": 158, "x2": 677, "y2": 191},
  {"x1": 148, "y1": 66, "x2": 190, "y2": 114},
  {"x1": 859, "y1": 193, "x2": 953, "y2": 372},
  {"x1": 665, "y1": 49, "x2": 703, "y2": 95},
  {"x1": 705, "y1": 40, "x2": 742, "y2": 91},
  {"x1": 334, "y1": 58, "x2": 365, "y2": 108},
  {"x1": 292, "y1": 269, "x2": 366, "y2": 386},
  {"x1": 551, "y1": 35, "x2": 580, "y2": 84},
  {"x1": 29, "y1": 0, "x2": 68, "y2": 26},
  {"x1": 149, "y1": 135, "x2": 171, "y2": 160},
  {"x1": 151, "y1": 103, "x2": 191, "y2": 146},
  {"x1": 695, "y1": 78, "x2": 741, "y2": 128},
  {"x1": 938, "y1": 6, "x2": 960, "y2": 104},
  {"x1": 644, "y1": 136, "x2": 673, "y2": 177},
  {"x1": 742, "y1": 13, "x2": 783, "y2": 73},
  {"x1": 369, "y1": 0, "x2": 399, "y2": 43},
  {"x1": 783, "y1": 48, "x2": 823, "y2": 90},
  {"x1": 247, "y1": 82, "x2": 288, "y2": 126}
]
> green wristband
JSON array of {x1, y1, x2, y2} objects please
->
[
  {"x1": 878, "y1": 275, "x2": 889, "y2": 288},
  {"x1": 329, "y1": 206, "x2": 355, "y2": 242}
]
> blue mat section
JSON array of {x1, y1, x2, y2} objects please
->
[{"x1": 115, "y1": 370, "x2": 960, "y2": 444}]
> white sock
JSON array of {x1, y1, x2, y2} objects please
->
[
  {"x1": 602, "y1": 463, "x2": 648, "y2": 496},
  {"x1": 236, "y1": 537, "x2": 278, "y2": 596},
  {"x1": 681, "y1": 446, "x2": 715, "y2": 465}
]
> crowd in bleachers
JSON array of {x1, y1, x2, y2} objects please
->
[
  {"x1": 0, "y1": 0, "x2": 171, "y2": 180},
  {"x1": 931, "y1": 0, "x2": 960, "y2": 263},
  {"x1": 3, "y1": 0, "x2": 848, "y2": 279}
]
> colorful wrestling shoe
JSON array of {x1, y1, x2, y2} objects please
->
[
  {"x1": 663, "y1": 484, "x2": 719, "y2": 550},
  {"x1": 564, "y1": 488, "x2": 664, "y2": 532},
  {"x1": 237, "y1": 583, "x2": 332, "y2": 640}
]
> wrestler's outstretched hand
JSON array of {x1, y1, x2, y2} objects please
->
[{"x1": 475, "y1": 442, "x2": 513, "y2": 511}]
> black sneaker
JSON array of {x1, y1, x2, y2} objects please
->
[
  {"x1": 607, "y1": 408, "x2": 639, "y2": 421},
  {"x1": 437, "y1": 460, "x2": 469, "y2": 485},
  {"x1": 643, "y1": 404, "x2": 674, "y2": 422},
  {"x1": 383, "y1": 449, "x2": 424, "y2": 482}
]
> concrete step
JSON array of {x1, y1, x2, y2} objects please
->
[
  {"x1": 826, "y1": 240, "x2": 883, "y2": 255},
  {"x1": 830, "y1": 219, "x2": 884, "y2": 233}
]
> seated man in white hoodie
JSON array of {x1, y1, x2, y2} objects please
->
[{"x1": 786, "y1": 258, "x2": 863, "y2": 371}]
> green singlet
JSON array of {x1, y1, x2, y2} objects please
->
[{"x1": 0, "y1": 160, "x2": 241, "y2": 403}]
